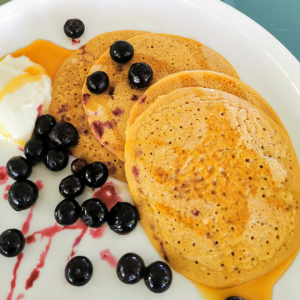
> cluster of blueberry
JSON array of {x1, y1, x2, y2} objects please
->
[
  {"x1": 64, "y1": 18, "x2": 153, "y2": 94},
  {"x1": 0, "y1": 110, "x2": 173, "y2": 293},
  {"x1": 4, "y1": 117, "x2": 74, "y2": 213},
  {"x1": 0, "y1": 115, "x2": 78, "y2": 259},
  {"x1": 56, "y1": 157, "x2": 140, "y2": 232},
  {"x1": 87, "y1": 40, "x2": 153, "y2": 95},
  {"x1": 6, "y1": 115, "x2": 79, "y2": 213}
]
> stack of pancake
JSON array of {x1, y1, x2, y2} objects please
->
[{"x1": 50, "y1": 30, "x2": 300, "y2": 288}]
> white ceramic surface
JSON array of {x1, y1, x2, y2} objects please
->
[{"x1": 0, "y1": 0, "x2": 300, "y2": 299}]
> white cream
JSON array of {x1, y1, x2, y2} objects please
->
[{"x1": 0, "y1": 55, "x2": 51, "y2": 148}]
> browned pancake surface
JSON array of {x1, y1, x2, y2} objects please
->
[
  {"x1": 82, "y1": 34, "x2": 239, "y2": 161},
  {"x1": 125, "y1": 87, "x2": 300, "y2": 288},
  {"x1": 128, "y1": 70, "x2": 286, "y2": 135}
]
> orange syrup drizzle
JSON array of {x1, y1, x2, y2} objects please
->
[{"x1": 8, "y1": 39, "x2": 74, "y2": 80}]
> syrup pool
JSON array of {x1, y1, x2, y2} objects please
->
[
  {"x1": 0, "y1": 166, "x2": 9, "y2": 185},
  {"x1": 100, "y1": 249, "x2": 118, "y2": 268}
]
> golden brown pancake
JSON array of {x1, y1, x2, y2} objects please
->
[
  {"x1": 125, "y1": 87, "x2": 300, "y2": 288},
  {"x1": 128, "y1": 70, "x2": 286, "y2": 134},
  {"x1": 82, "y1": 33, "x2": 239, "y2": 162},
  {"x1": 49, "y1": 30, "x2": 147, "y2": 181}
]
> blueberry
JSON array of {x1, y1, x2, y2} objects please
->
[
  {"x1": 55, "y1": 199, "x2": 81, "y2": 226},
  {"x1": 44, "y1": 147, "x2": 69, "y2": 172},
  {"x1": 84, "y1": 162, "x2": 108, "y2": 188},
  {"x1": 0, "y1": 229, "x2": 25, "y2": 257},
  {"x1": 110, "y1": 40, "x2": 134, "y2": 64},
  {"x1": 225, "y1": 297, "x2": 244, "y2": 300},
  {"x1": 71, "y1": 158, "x2": 88, "y2": 176},
  {"x1": 108, "y1": 202, "x2": 139, "y2": 235},
  {"x1": 8, "y1": 180, "x2": 38, "y2": 211},
  {"x1": 128, "y1": 63, "x2": 153, "y2": 88},
  {"x1": 24, "y1": 138, "x2": 48, "y2": 164},
  {"x1": 64, "y1": 19, "x2": 85, "y2": 39},
  {"x1": 49, "y1": 122, "x2": 79, "y2": 147},
  {"x1": 59, "y1": 175, "x2": 85, "y2": 198},
  {"x1": 86, "y1": 71, "x2": 109, "y2": 95},
  {"x1": 6, "y1": 156, "x2": 32, "y2": 181},
  {"x1": 80, "y1": 198, "x2": 108, "y2": 228},
  {"x1": 144, "y1": 261, "x2": 172, "y2": 293},
  {"x1": 116, "y1": 253, "x2": 145, "y2": 284},
  {"x1": 34, "y1": 114, "x2": 56, "y2": 139},
  {"x1": 65, "y1": 256, "x2": 93, "y2": 286}
]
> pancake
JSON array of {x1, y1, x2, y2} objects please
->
[
  {"x1": 128, "y1": 70, "x2": 286, "y2": 134},
  {"x1": 82, "y1": 33, "x2": 239, "y2": 161},
  {"x1": 49, "y1": 30, "x2": 147, "y2": 182},
  {"x1": 124, "y1": 87, "x2": 300, "y2": 288}
]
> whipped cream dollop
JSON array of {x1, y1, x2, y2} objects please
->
[{"x1": 0, "y1": 55, "x2": 51, "y2": 148}]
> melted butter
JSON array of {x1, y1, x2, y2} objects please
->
[
  {"x1": 196, "y1": 240, "x2": 299, "y2": 300},
  {"x1": 8, "y1": 39, "x2": 73, "y2": 80}
]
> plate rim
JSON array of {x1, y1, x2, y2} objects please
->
[
  {"x1": 0, "y1": 0, "x2": 299, "y2": 71},
  {"x1": 0, "y1": 0, "x2": 300, "y2": 299}
]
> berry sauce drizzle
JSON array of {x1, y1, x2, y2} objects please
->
[
  {"x1": 92, "y1": 182, "x2": 122, "y2": 211},
  {"x1": 3, "y1": 184, "x2": 11, "y2": 200},
  {"x1": 35, "y1": 180, "x2": 43, "y2": 192},
  {"x1": 100, "y1": 249, "x2": 118, "y2": 268},
  {"x1": 21, "y1": 206, "x2": 34, "y2": 235},
  {"x1": 68, "y1": 221, "x2": 88, "y2": 259},
  {"x1": 24, "y1": 221, "x2": 90, "y2": 290},
  {"x1": 5, "y1": 181, "x2": 122, "y2": 300},
  {"x1": 89, "y1": 227, "x2": 105, "y2": 239},
  {"x1": 37, "y1": 105, "x2": 43, "y2": 117},
  {"x1": 25, "y1": 238, "x2": 52, "y2": 290},
  {"x1": 7, "y1": 254, "x2": 24, "y2": 300},
  {"x1": 71, "y1": 39, "x2": 81, "y2": 45},
  {"x1": 0, "y1": 166, "x2": 9, "y2": 185}
]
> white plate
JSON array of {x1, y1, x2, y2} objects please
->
[{"x1": 0, "y1": 0, "x2": 300, "y2": 299}]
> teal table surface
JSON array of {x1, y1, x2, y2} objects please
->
[
  {"x1": 0, "y1": 0, "x2": 299, "y2": 61},
  {"x1": 0, "y1": 0, "x2": 8, "y2": 5},
  {"x1": 221, "y1": 0, "x2": 300, "y2": 62}
]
